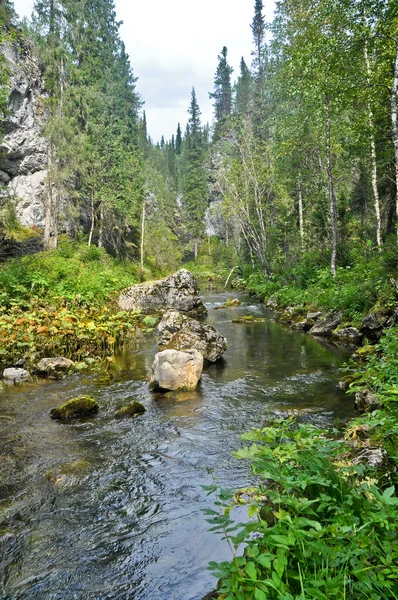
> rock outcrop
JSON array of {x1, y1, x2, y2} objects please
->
[
  {"x1": 149, "y1": 349, "x2": 203, "y2": 391},
  {"x1": 361, "y1": 313, "x2": 383, "y2": 342},
  {"x1": 334, "y1": 327, "x2": 362, "y2": 345},
  {"x1": 119, "y1": 269, "x2": 207, "y2": 317},
  {"x1": 158, "y1": 310, "x2": 227, "y2": 362},
  {"x1": 0, "y1": 37, "x2": 48, "y2": 227}
]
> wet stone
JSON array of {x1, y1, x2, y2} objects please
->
[{"x1": 50, "y1": 395, "x2": 99, "y2": 420}]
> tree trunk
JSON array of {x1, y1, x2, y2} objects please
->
[
  {"x1": 194, "y1": 240, "x2": 198, "y2": 260},
  {"x1": 98, "y1": 202, "x2": 104, "y2": 248},
  {"x1": 297, "y1": 174, "x2": 304, "y2": 251},
  {"x1": 391, "y1": 40, "x2": 398, "y2": 241},
  {"x1": 88, "y1": 193, "x2": 95, "y2": 247},
  {"x1": 43, "y1": 143, "x2": 53, "y2": 250},
  {"x1": 325, "y1": 97, "x2": 337, "y2": 277},
  {"x1": 364, "y1": 40, "x2": 382, "y2": 247}
]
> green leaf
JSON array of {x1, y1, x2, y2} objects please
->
[
  {"x1": 245, "y1": 561, "x2": 257, "y2": 581},
  {"x1": 254, "y1": 588, "x2": 267, "y2": 600}
]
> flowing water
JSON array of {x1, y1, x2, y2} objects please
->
[{"x1": 0, "y1": 291, "x2": 356, "y2": 600}]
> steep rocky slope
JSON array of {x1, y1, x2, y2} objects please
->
[{"x1": 0, "y1": 36, "x2": 48, "y2": 227}]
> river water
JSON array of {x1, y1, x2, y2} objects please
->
[{"x1": 0, "y1": 291, "x2": 355, "y2": 600}]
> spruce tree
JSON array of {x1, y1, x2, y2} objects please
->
[
  {"x1": 209, "y1": 46, "x2": 233, "y2": 140},
  {"x1": 175, "y1": 123, "x2": 182, "y2": 154},
  {"x1": 235, "y1": 57, "x2": 252, "y2": 116}
]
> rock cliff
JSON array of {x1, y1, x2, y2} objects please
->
[{"x1": 0, "y1": 36, "x2": 48, "y2": 227}]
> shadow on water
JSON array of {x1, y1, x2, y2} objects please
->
[{"x1": 0, "y1": 291, "x2": 356, "y2": 599}]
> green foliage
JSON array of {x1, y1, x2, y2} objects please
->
[
  {"x1": 0, "y1": 242, "x2": 143, "y2": 368},
  {"x1": 205, "y1": 420, "x2": 398, "y2": 599}
]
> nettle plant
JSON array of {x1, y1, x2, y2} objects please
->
[{"x1": 204, "y1": 420, "x2": 398, "y2": 600}]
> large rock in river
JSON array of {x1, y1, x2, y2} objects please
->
[
  {"x1": 149, "y1": 349, "x2": 203, "y2": 391},
  {"x1": 158, "y1": 310, "x2": 228, "y2": 362},
  {"x1": 119, "y1": 269, "x2": 206, "y2": 317}
]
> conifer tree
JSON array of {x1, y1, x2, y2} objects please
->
[
  {"x1": 209, "y1": 46, "x2": 233, "y2": 140},
  {"x1": 235, "y1": 57, "x2": 252, "y2": 116},
  {"x1": 175, "y1": 123, "x2": 182, "y2": 154},
  {"x1": 181, "y1": 88, "x2": 208, "y2": 258}
]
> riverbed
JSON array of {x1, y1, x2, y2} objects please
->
[{"x1": 0, "y1": 291, "x2": 355, "y2": 600}]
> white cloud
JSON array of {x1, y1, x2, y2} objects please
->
[{"x1": 13, "y1": 0, "x2": 276, "y2": 141}]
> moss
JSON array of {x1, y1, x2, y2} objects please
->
[
  {"x1": 353, "y1": 345, "x2": 377, "y2": 360},
  {"x1": 214, "y1": 298, "x2": 241, "y2": 309},
  {"x1": 50, "y1": 395, "x2": 99, "y2": 420},
  {"x1": 115, "y1": 400, "x2": 146, "y2": 419},
  {"x1": 232, "y1": 315, "x2": 265, "y2": 323}
]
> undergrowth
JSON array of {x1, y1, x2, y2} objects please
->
[{"x1": 0, "y1": 240, "x2": 152, "y2": 370}]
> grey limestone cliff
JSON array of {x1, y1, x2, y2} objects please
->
[{"x1": 0, "y1": 36, "x2": 48, "y2": 227}]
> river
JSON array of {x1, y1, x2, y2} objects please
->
[{"x1": 0, "y1": 291, "x2": 355, "y2": 600}]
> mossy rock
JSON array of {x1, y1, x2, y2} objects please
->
[
  {"x1": 352, "y1": 345, "x2": 377, "y2": 360},
  {"x1": 50, "y1": 395, "x2": 99, "y2": 420},
  {"x1": 214, "y1": 298, "x2": 240, "y2": 309},
  {"x1": 232, "y1": 315, "x2": 265, "y2": 323},
  {"x1": 115, "y1": 401, "x2": 146, "y2": 419}
]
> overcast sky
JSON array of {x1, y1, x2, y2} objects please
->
[{"x1": 13, "y1": 0, "x2": 276, "y2": 142}]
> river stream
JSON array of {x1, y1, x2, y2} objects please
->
[{"x1": 0, "y1": 291, "x2": 355, "y2": 600}]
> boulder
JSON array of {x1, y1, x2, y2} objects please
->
[
  {"x1": 2, "y1": 368, "x2": 31, "y2": 384},
  {"x1": 214, "y1": 298, "x2": 240, "y2": 309},
  {"x1": 354, "y1": 390, "x2": 380, "y2": 413},
  {"x1": 115, "y1": 401, "x2": 146, "y2": 419},
  {"x1": 352, "y1": 447, "x2": 388, "y2": 469},
  {"x1": 50, "y1": 395, "x2": 99, "y2": 420},
  {"x1": 158, "y1": 310, "x2": 228, "y2": 362},
  {"x1": 119, "y1": 269, "x2": 206, "y2": 317},
  {"x1": 306, "y1": 311, "x2": 324, "y2": 321},
  {"x1": 361, "y1": 313, "x2": 383, "y2": 342},
  {"x1": 334, "y1": 327, "x2": 362, "y2": 345},
  {"x1": 309, "y1": 312, "x2": 342, "y2": 337},
  {"x1": 36, "y1": 357, "x2": 74, "y2": 377},
  {"x1": 149, "y1": 349, "x2": 203, "y2": 392}
]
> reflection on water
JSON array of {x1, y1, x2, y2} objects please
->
[{"x1": 0, "y1": 291, "x2": 355, "y2": 600}]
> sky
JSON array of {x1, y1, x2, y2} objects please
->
[{"x1": 13, "y1": 0, "x2": 276, "y2": 143}]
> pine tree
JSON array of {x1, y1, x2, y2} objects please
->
[
  {"x1": 181, "y1": 88, "x2": 208, "y2": 258},
  {"x1": 175, "y1": 122, "x2": 182, "y2": 154},
  {"x1": 251, "y1": 0, "x2": 266, "y2": 75},
  {"x1": 235, "y1": 57, "x2": 252, "y2": 116},
  {"x1": 209, "y1": 46, "x2": 233, "y2": 140}
]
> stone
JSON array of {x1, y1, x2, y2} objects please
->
[
  {"x1": 361, "y1": 313, "x2": 383, "y2": 342},
  {"x1": 334, "y1": 327, "x2": 362, "y2": 345},
  {"x1": 115, "y1": 401, "x2": 146, "y2": 419},
  {"x1": 352, "y1": 345, "x2": 377, "y2": 361},
  {"x1": 36, "y1": 357, "x2": 74, "y2": 376},
  {"x1": 291, "y1": 321, "x2": 308, "y2": 330},
  {"x1": 149, "y1": 349, "x2": 203, "y2": 392},
  {"x1": 231, "y1": 315, "x2": 265, "y2": 323},
  {"x1": 158, "y1": 310, "x2": 227, "y2": 362},
  {"x1": 265, "y1": 296, "x2": 278, "y2": 309},
  {"x1": 352, "y1": 447, "x2": 388, "y2": 469},
  {"x1": 214, "y1": 298, "x2": 240, "y2": 309},
  {"x1": 2, "y1": 367, "x2": 30, "y2": 384},
  {"x1": 354, "y1": 389, "x2": 380, "y2": 413},
  {"x1": 50, "y1": 395, "x2": 99, "y2": 420},
  {"x1": 119, "y1": 269, "x2": 206, "y2": 317},
  {"x1": 309, "y1": 311, "x2": 342, "y2": 337},
  {"x1": 306, "y1": 311, "x2": 324, "y2": 321}
]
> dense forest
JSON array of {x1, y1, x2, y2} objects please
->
[{"x1": 1, "y1": 0, "x2": 398, "y2": 281}]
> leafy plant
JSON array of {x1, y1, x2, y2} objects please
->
[{"x1": 204, "y1": 420, "x2": 398, "y2": 599}]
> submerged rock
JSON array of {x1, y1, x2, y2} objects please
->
[
  {"x1": 149, "y1": 349, "x2": 203, "y2": 392},
  {"x1": 232, "y1": 315, "x2": 265, "y2": 324},
  {"x1": 309, "y1": 312, "x2": 342, "y2": 337},
  {"x1": 2, "y1": 367, "x2": 31, "y2": 384},
  {"x1": 36, "y1": 357, "x2": 75, "y2": 377},
  {"x1": 115, "y1": 401, "x2": 146, "y2": 419},
  {"x1": 50, "y1": 395, "x2": 99, "y2": 420},
  {"x1": 158, "y1": 310, "x2": 228, "y2": 362},
  {"x1": 119, "y1": 269, "x2": 206, "y2": 317}
]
